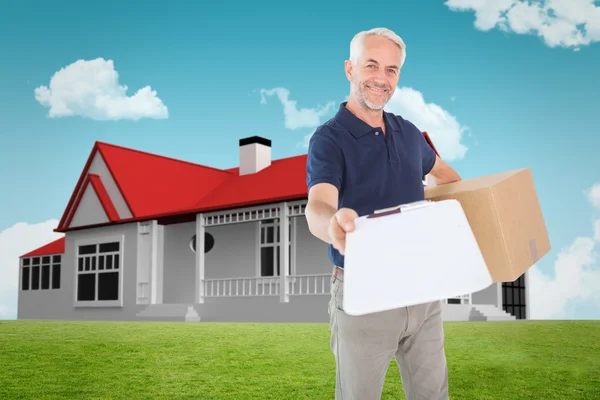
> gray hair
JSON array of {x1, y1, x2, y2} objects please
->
[{"x1": 349, "y1": 27, "x2": 406, "y2": 68}]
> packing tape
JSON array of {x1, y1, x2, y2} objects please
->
[{"x1": 529, "y1": 239, "x2": 539, "y2": 264}]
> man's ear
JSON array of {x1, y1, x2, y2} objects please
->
[{"x1": 344, "y1": 60, "x2": 353, "y2": 81}]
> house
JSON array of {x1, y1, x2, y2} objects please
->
[{"x1": 17, "y1": 134, "x2": 528, "y2": 322}]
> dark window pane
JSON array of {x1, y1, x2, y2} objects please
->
[
  {"x1": 52, "y1": 265, "x2": 61, "y2": 289},
  {"x1": 31, "y1": 266, "x2": 40, "y2": 290},
  {"x1": 22, "y1": 267, "x2": 29, "y2": 290},
  {"x1": 79, "y1": 244, "x2": 96, "y2": 255},
  {"x1": 33, "y1": 257, "x2": 40, "y2": 265},
  {"x1": 42, "y1": 256, "x2": 50, "y2": 264},
  {"x1": 99, "y1": 255, "x2": 104, "y2": 270},
  {"x1": 52, "y1": 255, "x2": 61, "y2": 263},
  {"x1": 41, "y1": 265, "x2": 50, "y2": 289},
  {"x1": 77, "y1": 274, "x2": 95, "y2": 301},
  {"x1": 99, "y1": 242, "x2": 119, "y2": 253},
  {"x1": 261, "y1": 247, "x2": 274, "y2": 276},
  {"x1": 78, "y1": 258, "x2": 84, "y2": 272},
  {"x1": 23, "y1": 258, "x2": 30, "y2": 266},
  {"x1": 114, "y1": 254, "x2": 119, "y2": 269},
  {"x1": 98, "y1": 272, "x2": 119, "y2": 300}
]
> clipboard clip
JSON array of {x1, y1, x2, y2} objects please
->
[{"x1": 367, "y1": 200, "x2": 433, "y2": 219}]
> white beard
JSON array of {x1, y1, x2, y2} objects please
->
[{"x1": 351, "y1": 76, "x2": 392, "y2": 111}]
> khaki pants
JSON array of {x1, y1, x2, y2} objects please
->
[{"x1": 329, "y1": 268, "x2": 449, "y2": 400}]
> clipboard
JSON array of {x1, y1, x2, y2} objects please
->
[{"x1": 342, "y1": 199, "x2": 493, "y2": 316}]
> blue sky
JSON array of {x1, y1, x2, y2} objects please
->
[{"x1": 1, "y1": 0, "x2": 599, "y2": 320}]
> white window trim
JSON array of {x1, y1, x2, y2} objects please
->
[
  {"x1": 20, "y1": 254, "x2": 62, "y2": 291},
  {"x1": 73, "y1": 234, "x2": 124, "y2": 308},
  {"x1": 255, "y1": 218, "x2": 296, "y2": 278}
]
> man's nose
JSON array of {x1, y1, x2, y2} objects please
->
[{"x1": 375, "y1": 68, "x2": 387, "y2": 81}]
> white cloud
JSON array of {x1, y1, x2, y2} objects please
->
[
  {"x1": 385, "y1": 87, "x2": 469, "y2": 161},
  {"x1": 585, "y1": 183, "x2": 600, "y2": 209},
  {"x1": 529, "y1": 183, "x2": 600, "y2": 319},
  {"x1": 288, "y1": 87, "x2": 468, "y2": 158},
  {"x1": 0, "y1": 220, "x2": 63, "y2": 320},
  {"x1": 259, "y1": 87, "x2": 336, "y2": 130},
  {"x1": 445, "y1": 0, "x2": 600, "y2": 49},
  {"x1": 35, "y1": 58, "x2": 168, "y2": 121}
]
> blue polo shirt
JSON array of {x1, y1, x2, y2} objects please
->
[{"x1": 306, "y1": 102, "x2": 437, "y2": 268}]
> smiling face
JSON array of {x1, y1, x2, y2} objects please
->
[{"x1": 345, "y1": 35, "x2": 402, "y2": 111}]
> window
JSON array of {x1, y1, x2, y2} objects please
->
[
  {"x1": 75, "y1": 237, "x2": 123, "y2": 306},
  {"x1": 21, "y1": 255, "x2": 61, "y2": 291},
  {"x1": 259, "y1": 219, "x2": 292, "y2": 277},
  {"x1": 189, "y1": 232, "x2": 215, "y2": 253},
  {"x1": 502, "y1": 273, "x2": 526, "y2": 319}
]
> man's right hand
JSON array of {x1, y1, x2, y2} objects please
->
[{"x1": 328, "y1": 207, "x2": 359, "y2": 255}]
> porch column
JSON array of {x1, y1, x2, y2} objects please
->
[
  {"x1": 195, "y1": 213, "x2": 205, "y2": 303},
  {"x1": 279, "y1": 202, "x2": 290, "y2": 303},
  {"x1": 150, "y1": 220, "x2": 159, "y2": 304}
]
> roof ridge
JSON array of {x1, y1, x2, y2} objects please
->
[
  {"x1": 224, "y1": 152, "x2": 308, "y2": 171},
  {"x1": 96, "y1": 141, "x2": 235, "y2": 176}
]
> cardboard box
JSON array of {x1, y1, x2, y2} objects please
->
[{"x1": 424, "y1": 168, "x2": 550, "y2": 282}]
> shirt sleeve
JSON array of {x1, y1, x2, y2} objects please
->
[
  {"x1": 414, "y1": 129, "x2": 436, "y2": 176},
  {"x1": 306, "y1": 129, "x2": 344, "y2": 192}
]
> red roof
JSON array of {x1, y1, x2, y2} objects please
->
[
  {"x1": 193, "y1": 155, "x2": 308, "y2": 211},
  {"x1": 22, "y1": 133, "x2": 438, "y2": 257},
  {"x1": 21, "y1": 237, "x2": 65, "y2": 258}
]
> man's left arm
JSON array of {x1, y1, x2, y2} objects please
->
[
  {"x1": 429, "y1": 155, "x2": 461, "y2": 184},
  {"x1": 413, "y1": 123, "x2": 462, "y2": 185}
]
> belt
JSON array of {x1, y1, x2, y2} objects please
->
[{"x1": 333, "y1": 266, "x2": 344, "y2": 282}]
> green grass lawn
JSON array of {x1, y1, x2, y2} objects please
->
[{"x1": 1, "y1": 319, "x2": 599, "y2": 399}]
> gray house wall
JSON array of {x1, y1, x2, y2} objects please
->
[
  {"x1": 294, "y1": 217, "x2": 332, "y2": 275},
  {"x1": 18, "y1": 222, "x2": 146, "y2": 321},
  {"x1": 18, "y1": 210, "x2": 520, "y2": 323},
  {"x1": 161, "y1": 220, "x2": 257, "y2": 303},
  {"x1": 471, "y1": 282, "x2": 501, "y2": 307}
]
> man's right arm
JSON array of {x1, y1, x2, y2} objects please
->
[
  {"x1": 305, "y1": 183, "x2": 338, "y2": 244},
  {"x1": 304, "y1": 130, "x2": 343, "y2": 244}
]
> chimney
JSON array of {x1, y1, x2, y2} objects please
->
[{"x1": 239, "y1": 136, "x2": 271, "y2": 175}]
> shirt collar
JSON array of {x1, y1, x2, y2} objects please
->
[{"x1": 334, "y1": 101, "x2": 398, "y2": 138}]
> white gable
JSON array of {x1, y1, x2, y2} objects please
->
[
  {"x1": 69, "y1": 183, "x2": 111, "y2": 228},
  {"x1": 63, "y1": 150, "x2": 133, "y2": 227}
]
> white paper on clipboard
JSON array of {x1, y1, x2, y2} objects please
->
[{"x1": 342, "y1": 199, "x2": 493, "y2": 316}]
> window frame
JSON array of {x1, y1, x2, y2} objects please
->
[
  {"x1": 256, "y1": 218, "x2": 296, "y2": 278},
  {"x1": 73, "y1": 234, "x2": 125, "y2": 308},
  {"x1": 20, "y1": 254, "x2": 62, "y2": 291}
]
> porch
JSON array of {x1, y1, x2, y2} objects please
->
[{"x1": 134, "y1": 199, "x2": 473, "y2": 309}]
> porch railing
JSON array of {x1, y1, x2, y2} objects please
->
[
  {"x1": 203, "y1": 273, "x2": 332, "y2": 298},
  {"x1": 202, "y1": 274, "x2": 472, "y2": 303},
  {"x1": 288, "y1": 274, "x2": 331, "y2": 295},
  {"x1": 204, "y1": 276, "x2": 280, "y2": 297}
]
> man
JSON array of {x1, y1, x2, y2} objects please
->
[{"x1": 304, "y1": 27, "x2": 461, "y2": 400}]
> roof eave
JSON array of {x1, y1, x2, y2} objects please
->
[{"x1": 53, "y1": 193, "x2": 309, "y2": 233}]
